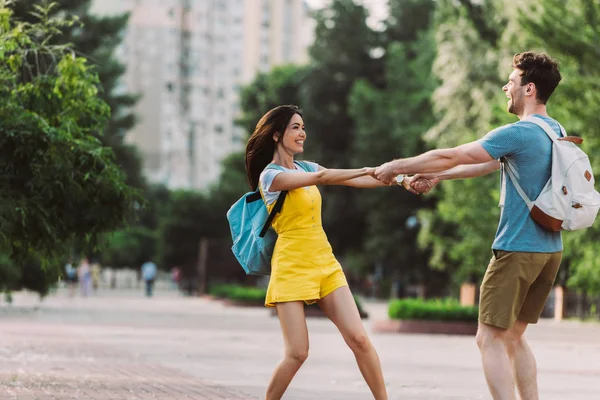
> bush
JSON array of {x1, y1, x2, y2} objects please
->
[
  {"x1": 208, "y1": 284, "x2": 266, "y2": 303},
  {"x1": 209, "y1": 284, "x2": 368, "y2": 315},
  {"x1": 208, "y1": 284, "x2": 240, "y2": 299},
  {"x1": 228, "y1": 286, "x2": 267, "y2": 303},
  {"x1": 388, "y1": 298, "x2": 478, "y2": 322}
]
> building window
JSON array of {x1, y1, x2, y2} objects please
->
[{"x1": 215, "y1": 125, "x2": 224, "y2": 134}]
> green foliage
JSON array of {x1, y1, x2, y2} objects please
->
[
  {"x1": 227, "y1": 286, "x2": 267, "y2": 303},
  {"x1": 237, "y1": 64, "x2": 310, "y2": 143},
  {"x1": 388, "y1": 298, "x2": 478, "y2": 322},
  {"x1": 208, "y1": 283, "x2": 239, "y2": 299},
  {"x1": 208, "y1": 284, "x2": 266, "y2": 303},
  {"x1": 347, "y1": 0, "x2": 438, "y2": 281},
  {"x1": 159, "y1": 190, "x2": 228, "y2": 275},
  {"x1": 101, "y1": 226, "x2": 157, "y2": 268},
  {"x1": 0, "y1": 254, "x2": 20, "y2": 294},
  {"x1": 416, "y1": 0, "x2": 512, "y2": 285},
  {"x1": 11, "y1": 0, "x2": 143, "y2": 188},
  {"x1": 208, "y1": 284, "x2": 367, "y2": 314},
  {"x1": 0, "y1": 1, "x2": 141, "y2": 272},
  {"x1": 17, "y1": 256, "x2": 60, "y2": 298},
  {"x1": 299, "y1": 0, "x2": 384, "y2": 255},
  {"x1": 518, "y1": 0, "x2": 600, "y2": 295}
]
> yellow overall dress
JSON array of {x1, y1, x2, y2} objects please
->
[{"x1": 262, "y1": 182, "x2": 348, "y2": 307}]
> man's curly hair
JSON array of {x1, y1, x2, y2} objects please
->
[{"x1": 512, "y1": 52, "x2": 562, "y2": 104}]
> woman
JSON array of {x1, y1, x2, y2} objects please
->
[{"x1": 246, "y1": 105, "x2": 410, "y2": 400}]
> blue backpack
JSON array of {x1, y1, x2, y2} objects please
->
[{"x1": 227, "y1": 161, "x2": 316, "y2": 275}]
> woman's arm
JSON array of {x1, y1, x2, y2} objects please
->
[
  {"x1": 330, "y1": 167, "x2": 419, "y2": 193},
  {"x1": 337, "y1": 175, "x2": 390, "y2": 188},
  {"x1": 269, "y1": 166, "x2": 375, "y2": 192}
]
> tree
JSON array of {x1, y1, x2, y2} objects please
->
[
  {"x1": 11, "y1": 0, "x2": 143, "y2": 188},
  {"x1": 415, "y1": 0, "x2": 513, "y2": 286},
  {"x1": 0, "y1": 1, "x2": 141, "y2": 273},
  {"x1": 300, "y1": 0, "x2": 384, "y2": 256},
  {"x1": 346, "y1": 0, "x2": 441, "y2": 292},
  {"x1": 237, "y1": 64, "x2": 311, "y2": 146},
  {"x1": 159, "y1": 189, "x2": 245, "y2": 290},
  {"x1": 520, "y1": 0, "x2": 600, "y2": 296}
]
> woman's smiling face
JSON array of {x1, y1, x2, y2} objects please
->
[{"x1": 277, "y1": 113, "x2": 306, "y2": 155}]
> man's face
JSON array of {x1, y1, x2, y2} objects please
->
[{"x1": 502, "y1": 69, "x2": 526, "y2": 116}]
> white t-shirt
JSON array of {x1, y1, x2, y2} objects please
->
[{"x1": 259, "y1": 161, "x2": 320, "y2": 205}]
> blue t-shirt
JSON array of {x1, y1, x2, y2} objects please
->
[
  {"x1": 141, "y1": 262, "x2": 157, "y2": 281},
  {"x1": 478, "y1": 114, "x2": 563, "y2": 253}
]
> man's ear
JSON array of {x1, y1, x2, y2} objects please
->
[{"x1": 526, "y1": 83, "x2": 535, "y2": 95}]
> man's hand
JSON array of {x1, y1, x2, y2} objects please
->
[
  {"x1": 375, "y1": 161, "x2": 399, "y2": 185},
  {"x1": 400, "y1": 176, "x2": 420, "y2": 194},
  {"x1": 410, "y1": 173, "x2": 440, "y2": 194}
]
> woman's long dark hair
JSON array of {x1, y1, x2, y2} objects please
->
[{"x1": 245, "y1": 105, "x2": 302, "y2": 190}]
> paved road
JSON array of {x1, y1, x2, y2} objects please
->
[{"x1": 1, "y1": 290, "x2": 599, "y2": 399}]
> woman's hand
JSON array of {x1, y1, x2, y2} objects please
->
[{"x1": 363, "y1": 167, "x2": 377, "y2": 177}]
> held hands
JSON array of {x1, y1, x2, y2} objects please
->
[
  {"x1": 409, "y1": 174, "x2": 440, "y2": 194},
  {"x1": 370, "y1": 162, "x2": 440, "y2": 194},
  {"x1": 374, "y1": 161, "x2": 398, "y2": 185},
  {"x1": 366, "y1": 166, "x2": 439, "y2": 194}
]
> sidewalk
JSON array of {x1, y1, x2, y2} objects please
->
[
  {"x1": 1, "y1": 290, "x2": 599, "y2": 399},
  {"x1": 0, "y1": 319, "x2": 252, "y2": 400}
]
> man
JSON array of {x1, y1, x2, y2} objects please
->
[
  {"x1": 141, "y1": 259, "x2": 158, "y2": 297},
  {"x1": 375, "y1": 52, "x2": 563, "y2": 400}
]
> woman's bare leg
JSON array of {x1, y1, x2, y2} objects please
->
[
  {"x1": 318, "y1": 286, "x2": 387, "y2": 399},
  {"x1": 266, "y1": 301, "x2": 309, "y2": 400}
]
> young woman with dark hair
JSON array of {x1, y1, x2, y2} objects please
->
[{"x1": 246, "y1": 104, "x2": 410, "y2": 400}]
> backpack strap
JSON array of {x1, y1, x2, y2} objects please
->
[
  {"x1": 500, "y1": 117, "x2": 563, "y2": 210},
  {"x1": 258, "y1": 163, "x2": 289, "y2": 238},
  {"x1": 502, "y1": 159, "x2": 533, "y2": 210},
  {"x1": 522, "y1": 116, "x2": 564, "y2": 141},
  {"x1": 259, "y1": 191, "x2": 287, "y2": 237}
]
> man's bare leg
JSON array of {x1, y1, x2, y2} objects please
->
[
  {"x1": 476, "y1": 322, "x2": 517, "y2": 400},
  {"x1": 504, "y1": 320, "x2": 538, "y2": 400}
]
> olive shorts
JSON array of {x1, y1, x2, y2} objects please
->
[{"x1": 479, "y1": 250, "x2": 562, "y2": 329}]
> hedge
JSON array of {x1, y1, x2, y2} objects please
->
[
  {"x1": 388, "y1": 298, "x2": 478, "y2": 322},
  {"x1": 209, "y1": 284, "x2": 367, "y2": 314}
]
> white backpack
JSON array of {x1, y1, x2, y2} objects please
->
[{"x1": 501, "y1": 116, "x2": 600, "y2": 232}]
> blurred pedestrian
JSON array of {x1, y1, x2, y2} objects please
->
[
  {"x1": 171, "y1": 266, "x2": 181, "y2": 291},
  {"x1": 91, "y1": 260, "x2": 101, "y2": 292},
  {"x1": 141, "y1": 260, "x2": 157, "y2": 297},
  {"x1": 64, "y1": 260, "x2": 77, "y2": 297},
  {"x1": 77, "y1": 257, "x2": 91, "y2": 297}
]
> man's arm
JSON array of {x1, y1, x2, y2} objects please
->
[
  {"x1": 375, "y1": 141, "x2": 495, "y2": 184},
  {"x1": 409, "y1": 160, "x2": 500, "y2": 194},
  {"x1": 434, "y1": 160, "x2": 501, "y2": 181}
]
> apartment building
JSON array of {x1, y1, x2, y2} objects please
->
[{"x1": 92, "y1": 0, "x2": 314, "y2": 189}]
